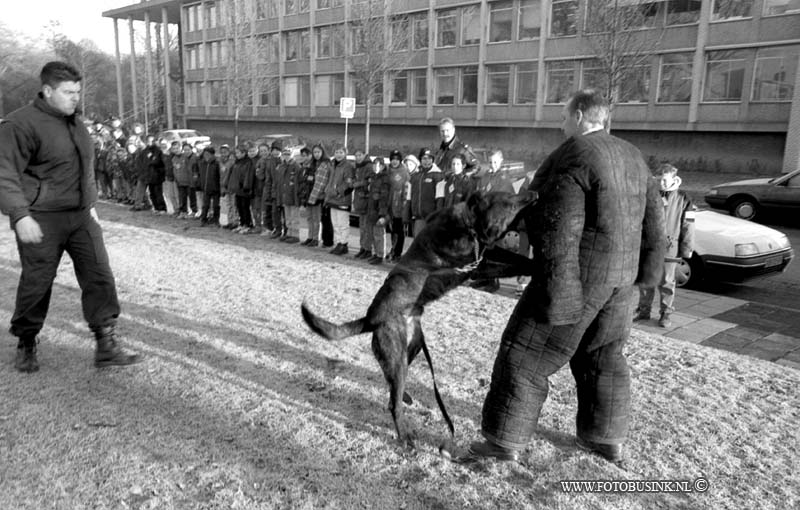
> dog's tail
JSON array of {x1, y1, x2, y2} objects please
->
[{"x1": 301, "y1": 301, "x2": 372, "y2": 340}]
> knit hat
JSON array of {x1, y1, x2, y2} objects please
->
[
  {"x1": 271, "y1": 141, "x2": 283, "y2": 151},
  {"x1": 403, "y1": 154, "x2": 420, "y2": 167},
  {"x1": 418, "y1": 148, "x2": 433, "y2": 160},
  {"x1": 389, "y1": 149, "x2": 402, "y2": 160}
]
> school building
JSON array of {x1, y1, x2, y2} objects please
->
[{"x1": 103, "y1": 0, "x2": 800, "y2": 173}]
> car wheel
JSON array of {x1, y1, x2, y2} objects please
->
[
  {"x1": 675, "y1": 254, "x2": 703, "y2": 289},
  {"x1": 730, "y1": 197, "x2": 758, "y2": 221}
]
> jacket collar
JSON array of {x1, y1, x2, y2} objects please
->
[{"x1": 34, "y1": 92, "x2": 79, "y2": 124}]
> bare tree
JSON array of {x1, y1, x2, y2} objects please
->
[
  {"x1": 220, "y1": 0, "x2": 277, "y2": 147},
  {"x1": 344, "y1": 0, "x2": 414, "y2": 152},
  {"x1": 582, "y1": 0, "x2": 666, "y2": 112},
  {"x1": 47, "y1": 22, "x2": 107, "y2": 117}
]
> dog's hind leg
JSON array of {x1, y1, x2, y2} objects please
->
[
  {"x1": 401, "y1": 316, "x2": 424, "y2": 405},
  {"x1": 372, "y1": 324, "x2": 416, "y2": 449}
]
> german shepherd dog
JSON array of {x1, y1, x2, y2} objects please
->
[{"x1": 301, "y1": 191, "x2": 537, "y2": 452}]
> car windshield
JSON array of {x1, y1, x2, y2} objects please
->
[
  {"x1": 180, "y1": 131, "x2": 201, "y2": 138},
  {"x1": 265, "y1": 136, "x2": 300, "y2": 147}
]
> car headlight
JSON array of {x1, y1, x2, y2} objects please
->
[
  {"x1": 706, "y1": 189, "x2": 718, "y2": 196},
  {"x1": 735, "y1": 243, "x2": 759, "y2": 256},
  {"x1": 775, "y1": 235, "x2": 790, "y2": 250}
]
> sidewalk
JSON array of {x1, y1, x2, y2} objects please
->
[{"x1": 330, "y1": 221, "x2": 800, "y2": 371}]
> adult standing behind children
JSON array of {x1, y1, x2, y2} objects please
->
[
  {"x1": 635, "y1": 163, "x2": 695, "y2": 328},
  {"x1": 324, "y1": 146, "x2": 355, "y2": 255},
  {"x1": 0, "y1": 61, "x2": 141, "y2": 372},
  {"x1": 463, "y1": 89, "x2": 665, "y2": 465},
  {"x1": 434, "y1": 117, "x2": 479, "y2": 176}
]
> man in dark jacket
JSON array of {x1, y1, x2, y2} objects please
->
[
  {"x1": 434, "y1": 117, "x2": 478, "y2": 177},
  {"x1": 464, "y1": 89, "x2": 665, "y2": 465},
  {"x1": 0, "y1": 61, "x2": 141, "y2": 372}
]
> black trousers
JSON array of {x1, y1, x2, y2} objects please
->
[
  {"x1": 320, "y1": 205, "x2": 334, "y2": 247},
  {"x1": 236, "y1": 195, "x2": 253, "y2": 227},
  {"x1": 177, "y1": 185, "x2": 198, "y2": 214},
  {"x1": 201, "y1": 192, "x2": 221, "y2": 223},
  {"x1": 149, "y1": 181, "x2": 167, "y2": 211},
  {"x1": 389, "y1": 217, "x2": 405, "y2": 258},
  {"x1": 481, "y1": 285, "x2": 635, "y2": 449},
  {"x1": 10, "y1": 209, "x2": 120, "y2": 339}
]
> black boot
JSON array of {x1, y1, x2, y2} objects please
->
[
  {"x1": 14, "y1": 335, "x2": 39, "y2": 373},
  {"x1": 93, "y1": 326, "x2": 142, "y2": 368}
]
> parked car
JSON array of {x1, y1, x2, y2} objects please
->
[
  {"x1": 252, "y1": 134, "x2": 305, "y2": 157},
  {"x1": 675, "y1": 209, "x2": 794, "y2": 288},
  {"x1": 157, "y1": 129, "x2": 212, "y2": 151},
  {"x1": 704, "y1": 168, "x2": 800, "y2": 221}
]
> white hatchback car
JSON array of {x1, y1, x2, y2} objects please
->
[
  {"x1": 676, "y1": 209, "x2": 794, "y2": 287},
  {"x1": 157, "y1": 129, "x2": 212, "y2": 151}
]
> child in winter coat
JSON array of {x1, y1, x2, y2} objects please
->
[
  {"x1": 224, "y1": 145, "x2": 256, "y2": 233},
  {"x1": 351, "y1": 149, "x2": 374, "y2": 259},
  {"x1": 277, "y1": 147, "x2": 302, "y2": 243},
  {"x1": 386, "y1": 150, "x2": 409, "y2": 262},
  {"x1": 365, "y1": 156, "x2": 392, "y2": 265},
  {"x1": 443, "y1": 154, "x2": 476, "y2": 208},
  {"x1": 198, "y1": 147, "x2": 222, "y2": 226},
  {"x1": 305, "y1": 144, "x2": 332, "y2": 247},
  {"x1": 409, "y1": 148, "x2": 444, "y2": 235},
  {"x1": 323, "y1": 146, "x2": 355, "y2": 255}
]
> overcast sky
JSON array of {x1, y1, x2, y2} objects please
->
[{"x1": 6, "y1": 0, "x2": 146, "y2": 55}]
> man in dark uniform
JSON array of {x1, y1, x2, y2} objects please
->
[
  {"x1": 463, "y1": 89, "x2": 665, "y2": 465},
  {"x1": 0, "y1": 61, "x2": 141, "y2": 373},
  {"x1": 434, "y1": 117, "x2": 479, "y2": 177}
]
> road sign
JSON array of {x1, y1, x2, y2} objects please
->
[{"x1": 340, "y1": 97, "x2": 355, "y2": 119}]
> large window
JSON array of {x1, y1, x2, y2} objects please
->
[
  {"x1": 712, "y1": 0, "x2": 753, "y2": 20},
  {"x1": 519, "y1": 0, "x2": 542, "y2": 40},
  {"x1": 187, "y1": 82, "x2": 200, "y2": 106},
  {"x1": 461, "y1": 6, "x2": 481, "y2": 46},
  {"x1": 391, "y1": 71, "x2": 408, "y2": 104},
  {"x1": 545, "y1": 61, "x2": 576, "y2": 103},
  {"x1": 619, "y1": 64, "x2": 651, "y2": 103},
  {"x1": 515, "y1": 62, "x2": 538, "y2": 104},
  {"x1": 436, "y1": 9, "x2": 457, "y2": 48},
  {"x1": 259, "y1": 77, "x2": 280, "y2": 106},
  {"x1": 317, "y1": 25, "x2": 332, "y2": 58},
  {"x1": 391, "y1": 17, "x2": 410, "y2": 51},
  {"x1": 285, "y1": 0, "x2": 296, "y2": 15},
  {"x1": 412, "y1": 13, "x2": 429, "y2": 50},
  {"x1": 704, "y1": 50, "x2": 747, "y2": 102},
  {"x1": 763, "y1": 0, "x2": 800, "y2": 15},
  {"x1": 205, "y1": 2, "x2": 217, "y2": 29},
  {"x1": 487, "y1": 65, "x2": 511, "y2": 104},
  {"x1": 581, "y1": 60, "x2": 607, "y2": 96},
  {"x1": 185, "y1": 4, "x2": 200, "y2": 32},
  {"x1": 435, "y1": 68, "x2": 456, "y2": 104},
  {"x1": 752, "y1": 47, "x2": 797, "y2": 101},
  {"x1": 284, "y1": 76, "x2": 311, "y2": 106},
  {"x1": 351, "y1": 24, "x2": 366, "y2": 54},
  {"x1": 207, "y1": 41, "x2": 223, "y2": 68},
  {"x1": 314, "y1": 74, "x2": 344, "y2": 106},
  {"x1": 461, "y1": 66, "x2": 479, "y2": 104},
  {"x1": 285, "y1": 31, "x2": 298, "y2": 61},
  {"x1": 300, "y1": 29, "x2": 310, "y2": 59},
  {"x1": 658, "y1": 53, "x2": 693, "y2": 103},
  {"x1": 490, "y1": 1, "x2": 514, "y2": 43},
  {"x1": 551, "y1": 0, "x2": 578, "y2": 36},
  {"x1": 209, "y1": 80, "x2": 226, "y2": 106},
  {"x1": 185, "y1": 45, "x2": 200, "y2": 70},
  {"x1": 667, "y1": 0, "x2": 701, "y2": 25},
  {"x1": 411, "y1": 69, "x2": 427, "y2": 105}
]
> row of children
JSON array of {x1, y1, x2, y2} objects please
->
[{"x1": 94, "y1": 136, "x2": 532, "y2": 285}]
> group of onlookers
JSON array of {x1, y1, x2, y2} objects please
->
[{"x1": 92, "y1": 118, "x2": 533, "y2": 292}]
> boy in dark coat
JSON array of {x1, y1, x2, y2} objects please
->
[{"x1": 198, "y1": 147, "x2": 222, "y2": 226}]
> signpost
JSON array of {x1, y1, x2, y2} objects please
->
[{"x1": 339, "y1": 97, "x2": 355, "y2": 152}]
